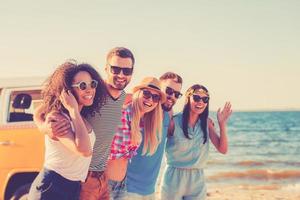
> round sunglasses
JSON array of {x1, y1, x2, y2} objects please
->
[
  {"x1": 71, "y1": 80, "x2": 98, "y2": 91},
  {"x1": 192, "y1": 95, "x2": 209, "y2": 103},
  {"x1": 142, "y1": 90, "x2": 161, "y2": 103}
]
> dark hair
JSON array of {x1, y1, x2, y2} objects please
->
[
  {"x1": 182, "y1": 84, "x2": 209, "y2": 144},
  {"x1": 106, "y1": 47, "x2": 135, "y2": 67},
  {"x1": 159, "y1": 72, "x2": 183, "y2": 84},
  {"x1": 41, "y1": 60, "x2": 106, "y2": 118}
]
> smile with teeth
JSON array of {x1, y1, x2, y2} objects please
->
[
  {"x1": 167, "y1": 99, "x2": 173, "y2": 104},
  {"x1": 143, "y1": 101, "x2": 153, "y2": 107},
  {"x1": 116, "y1": 79, "x2": 126, "y2": 84},
  {"x1": 195, "y1": 105, "x2": 204, "y2": 109},
  {"x1": 83, "y1": 95, "x2": 93, "y2": 100}
]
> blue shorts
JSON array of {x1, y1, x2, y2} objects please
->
[
  {"x1": 28, "y1": 168, "x2": 81, "y2": 200},
  {"x1": 108, "y1": 177, "x2": 127, "y2": 200},
  {"x1": 161, "y1": 166, "x2": 206, "y2": 200}
]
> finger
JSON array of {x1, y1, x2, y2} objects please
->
[
  {"x1": 51, "y1": 120, "x2": 70, "y2": 130},
  {"x1": 53, "y1": 123, "x2": 71, "y2": 134}
]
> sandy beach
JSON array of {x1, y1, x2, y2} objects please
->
[
  {"x1": 206, "y1": 184, "x2": 300, "y2": 200},
  {"x1": 154, "y1": 184, "x2": 300, "y2": 200}
]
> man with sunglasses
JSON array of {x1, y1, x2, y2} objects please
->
[
  {"x1": 126, "y1": 72, "x2": 183, "y2": 200},
  {"x1": 34, "y1": 47, "x2": 135, "y2": 200}
]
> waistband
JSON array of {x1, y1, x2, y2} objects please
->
[{"x1": 87, "y1": 170, "x2": 105, "y2": 179}]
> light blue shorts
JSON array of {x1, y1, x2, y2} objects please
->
[
  {"x1": 161, "y1": 166, "x2": 206, "y2": 200},
  {"x1": 126, "y1": 192, "x2": 155, "y2": 200}
]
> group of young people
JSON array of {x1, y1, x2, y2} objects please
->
[{"x1": 28, "y1": 47, "x2": 232, "y2": 200}]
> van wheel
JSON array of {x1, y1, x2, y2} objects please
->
[{"x1": 10, "y1": 183, "x2": 31, "y2": 200}]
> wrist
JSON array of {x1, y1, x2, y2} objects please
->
[{"x1": 69, "y1": 109, "x2": 79, "y2": 118}]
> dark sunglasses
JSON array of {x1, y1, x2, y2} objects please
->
[
  {"x1": 109, "y1": 64, "x2": 133, "y2": 76},
  {"x1": 165, "y1": 87, "x2": 182, "y2": 99},
  {"x1": 192, "y1": 95, "x2": 209, "y2": 103},
  {"x1": 142, "y1": 90, "x2": 161, "y2": 103},
  {"x1": 71, "y1": 80, "x2": 98, "y2": 91}
]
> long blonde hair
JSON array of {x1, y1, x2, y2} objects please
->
[{"x1": 130, "y1": 90, "x2": 163, "y2": 156}]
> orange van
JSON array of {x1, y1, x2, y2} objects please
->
[{"x1": 0, "y1": 77, "x2": 45, "y2": 200}]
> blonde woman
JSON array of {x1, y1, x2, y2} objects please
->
[{"x1": 106, "y1": 77, "x2": 166, "y2": 200}]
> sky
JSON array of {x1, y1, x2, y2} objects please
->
[{"x1": 0, "y1": 0, "x2": 299, "y2": 111}]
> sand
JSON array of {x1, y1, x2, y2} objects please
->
[
  {"x1": 206, "y1": 184, "x2": 300, "y2": 200},
  {"x1": 155, "y1": 184, "x2": 300, "y2": 200}
]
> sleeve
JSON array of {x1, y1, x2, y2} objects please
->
[{"x1": 109, "y1": 108, "x2": 131, "y2": 160}]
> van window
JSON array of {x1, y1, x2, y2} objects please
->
[{"x1": 8, "y1": 90, "x2": 42, "y2": 122}]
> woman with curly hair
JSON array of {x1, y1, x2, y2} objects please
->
[
  {"x1": 161, "y1": 84, "x2": 232, "y2": 200},
  {"x1": 28, "y1": 61, "x2": 106, "y2": 200}
]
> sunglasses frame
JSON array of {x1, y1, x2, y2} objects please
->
[
  {"x1": 165, "y1": 87, "x2": 182, "y2": 99},
  {"x1": 142, "y1": 89, "x2": 161, "y2": 103},
  {"x1": 192, "y1": 95, "x2": 209, "y2": 103},
  {"x1": 71, "y1": 80, "x2": 98, "y2": 91},
  {"x1": 108, "y1": 64, "x2": 133, "y2": 76}
]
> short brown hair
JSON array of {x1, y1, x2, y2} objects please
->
[
  {"x1": 159, "y1": 72, "x2": 182, "y2": 84},
  {"x1": 106, "y1": 47, "x2": 135, "y2": 66}
]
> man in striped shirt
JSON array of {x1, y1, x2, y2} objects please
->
[{"x1": 34, "y1": 47, "x2": 135, "y2": 200}]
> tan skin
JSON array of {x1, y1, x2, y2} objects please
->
[
  {"x1": 189, "y1": 91, "x2": 232, "y2": 154},
  {"x1": 105, "y1": 88, "x2": 161, "y2": 181},
  {"x1": 42, "y1": 71, "x2": 95, "y2": 157},
  {"x1": 34, "y1": 55, "x2": 134, "y2": 138}
]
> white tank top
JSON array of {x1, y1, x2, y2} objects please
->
[{"x1": 44, "y1": 121, "x2": 95, "y2": 182}]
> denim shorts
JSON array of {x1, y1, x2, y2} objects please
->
[
  {"x1": 108, "y1": 177, "x2": 127, "y2": 200},
  {"x1": 28, "y1": 168, "x2": 81, "y2": 200}
]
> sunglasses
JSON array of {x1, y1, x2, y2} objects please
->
[
  {"x1": 71, "y1": 80, "x2": 98, "y2": 91},
  {"x1": 108, "y1": 64, "x2": 133, "y2": 76},
  {"x1": 192, "y1": 95, "x2": 209, "y2": 103},
  {"x1": 165, "y1": 87, "x2": 182, "y2": 99},
  {"x1": 142, "y1": 90, "x2": 161, "y2": 103}
]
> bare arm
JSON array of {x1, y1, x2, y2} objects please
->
[
  {"x1": 58, "y1": 90, "x2": 92, "y2": 157},
  {"x1": 208, "y1": 102, "x2": 232, "y2": 154},
  {"x1": 33, "y1": 104, "x2": 71, "y2": 139}
]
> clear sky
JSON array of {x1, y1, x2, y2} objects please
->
[{"x1": 1, "y1": 0, "x2": 299, "y2": 111}]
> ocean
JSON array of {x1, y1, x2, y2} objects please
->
[{"x1": 159, "y1": 111, "x2": 300, "y2": 189}]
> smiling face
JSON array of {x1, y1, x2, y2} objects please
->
[
  {"x1": 71, "y1": 71, "x2": 96, "y2": 108},
  {"x1": 160, "y1": 79, "x2": 182, "y2": 111},
  {"x1": 137, "y1": 88, "x2": 161, "y2": 114},
  {"x1": 105, "y1": 55, "x2": 133, "y2": 90},
  {"x1": 189, "y1": 90, "x2": 209, "y2": 115}
]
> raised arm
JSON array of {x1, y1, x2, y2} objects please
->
[
  {"x1": 57, "y1": 90, "x2": 92, "y2": 157},
  {"x1": 208, "y1": 102, "x2": 232, "y2": 154}
]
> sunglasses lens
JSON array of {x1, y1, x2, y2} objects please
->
[
  {"x1": 79, "y1": 82, "x2": 87, "y2": 90},
  {"x1": 174, "y1": 92, "x2": 182, "y2": 99},
  {"x1": 111, "y1": 66, "x2": 121, "y2": 74},
  {"x1": 123, "y1": 68, "x2": 133, "y2": 76},
  {"x1": 202, "y1": 97, "x2": 209, "y2": 103},
  {"x1": 143, "y1": 90, "x2": 152, "y2": 99},
  {"x1": 165, "y1": 87, "x2": 174, "y2": 96},
  {"x1": 152, "y1": 94, "x2": 161, "y2": 103},
  {"x1": 193, "y1": 95, "x2": 201, "y2": 102},
  {"x1": 91, "y1": 80, "x2": 98, "y2": 89}
]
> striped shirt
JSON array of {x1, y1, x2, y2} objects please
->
[
  {"x1": 109, "y1": 105, "x2": 141, "y2": 160},
  {"x1": 86, "y1": 90, "x2": 126, "y2": 172}
]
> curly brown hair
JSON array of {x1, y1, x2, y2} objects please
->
[{"x1": 41, "y1": 60, "x2": 107, "y2": 118}]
